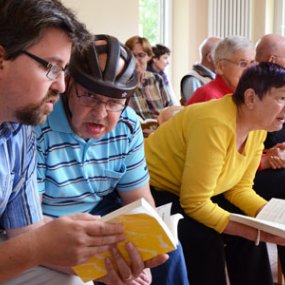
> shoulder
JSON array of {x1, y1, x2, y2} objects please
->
[
  {"x1": 145, "y1": 71, "x2": 163, "y2": 83},
  {"x1": 117, "y1": 107, "x2": 142, "y2": 135}
]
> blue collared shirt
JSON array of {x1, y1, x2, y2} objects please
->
[
  {"x1": 0, "y1": 123, "x2": 43, "y2": 229},
  {"x1": 35, "y1": 98, "x2": 149, "y2": 217}
]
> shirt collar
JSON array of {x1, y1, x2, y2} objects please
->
[
  {"x1": 48, "y1": 97, "x2": 73, "y2": 134},
  {"x1": 0, "y1": 122, "x2": 21, "y2": 144}
]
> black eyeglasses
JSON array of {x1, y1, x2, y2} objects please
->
[
  {"x1": 74, "y1": 83, "x2": 125, "y2": 112},
  {"x1": 21, "y1": 50, "x2": 66, "y2": 81}
]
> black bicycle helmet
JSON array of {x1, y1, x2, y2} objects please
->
[{"x1": 69, "y1": 34, "x2": 138, "y2": 99}]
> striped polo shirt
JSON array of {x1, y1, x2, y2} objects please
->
[
  {"x1": 35, "y1": 98, "x2": 149, "y2": 217},
  {"x1": 0, "y1": 123, "x2": 43, "y2": 229}
]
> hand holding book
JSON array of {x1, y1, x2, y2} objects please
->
[
  {"x1": 230, "y1": 198, "x2": 285, "y2": 243},
  {"x1": 73, "y1": 198, "x2": 183, "y2": 282}
]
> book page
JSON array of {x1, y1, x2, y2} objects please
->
[
  {"x1": 230, "y1": 198, "x2": 285, "y2": 238},
  {"x1": 257, "y1": 198, "x2": 285, "y2": 225},
  {"x1": 156, "y1": 203, "x2": 172, "y2": 225},
  {"x1": 230, "y1": 213, "x2": 285, "y2": 237},
  {"x1": 156, "y1": 203, "x2": 183, "y2": 242}
]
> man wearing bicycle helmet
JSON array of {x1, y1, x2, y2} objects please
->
[{"x1": 35, "y1": 34, "x2": 189, "y2": 285}]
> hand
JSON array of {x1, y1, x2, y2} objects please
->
[
  {"x1": 262, "y1": 147, "x2": 285, "y2": 169},
  {"x1": 253, "y1": 230, "x2": 285, "y2": 247},
  {"x1": 98, "y1": 242, "x2": 168, "y2": 285},
  {"x1": 129, "y1": 268, "x2": 152, "y2": 285},
  {"x1": 274, "y1": 142, "x2": 285, "y2": 150},
  {"x1": 32, "y1": 213, "x2": 125, "y2": 266}
]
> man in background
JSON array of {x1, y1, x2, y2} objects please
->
[{"x1": 180, "y1": 36, "x2": 221, "y2": 104}]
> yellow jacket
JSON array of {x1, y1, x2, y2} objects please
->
[{"x1": 145, "y1": 94, "x2": 267, "y2": 232}]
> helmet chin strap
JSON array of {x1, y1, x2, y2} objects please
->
[{"x1": 61, "y1": 76, "x2": 74, "y2": 119}]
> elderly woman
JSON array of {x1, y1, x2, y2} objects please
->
[
  {"x1": 145, "y1": 62, "x2": 285, "y2": 285},
  {"x1": 186, "y1": 36, "x2": 255, "y2": 105}
]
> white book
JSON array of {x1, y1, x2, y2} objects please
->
[{"x1": 230, "y1": 198, "x2": 285, "y2": 238}]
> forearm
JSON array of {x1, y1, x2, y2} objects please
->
[
  {"x1": 41, "y1": 215, "x2": 75, "y2": 275},
  {"x1": 222, "y1": 220, "x2": 257, "y2": 241},
  {"x1": 0, "y1": 231, "x2": 40, "y2": 281},
  {"x1": 223, "y1": 220, "x2": 285, "y2": 246}
]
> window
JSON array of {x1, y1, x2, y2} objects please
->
[
  {"x1": 139, "y1": 0, "x2": 171, "y2": 45},
  {"x1": 274, "y1": 0, "x2": 285, "y2": 35}
]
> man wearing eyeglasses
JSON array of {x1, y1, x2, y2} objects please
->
[
  {"x1": 34, "y1": 34, "x2": 189, "y2": 285},
  {"x1": 185, "y1": 36, "x2": 256, "y2": 106},
  {"x1": 0, "y1": 2, "x2": 169, "y2": 285}
]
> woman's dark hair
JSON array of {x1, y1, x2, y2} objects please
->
[
  {"x1": 233, "y1": 62, "x2": 285, "y2": 105},
  {"x1": 152, "y1": 44, "x2": 170, "y2": 58},
  {"x1": 148, "y1": 44, "x2": 171, "y2": 65},
  {"x1": 0, "y1": 0, "x2": 91, "y2": 59}
]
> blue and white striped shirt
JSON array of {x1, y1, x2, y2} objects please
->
[
  {"x1": 0, "y1": 123, "x2": 43, "y2": 229},
  {"x1": 35, "y1": 98, "x2": 149, "y2": 217}
]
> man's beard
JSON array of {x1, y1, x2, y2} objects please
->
[{"x1": 15, "y1": 92, "x2": 58, "y2": 126}]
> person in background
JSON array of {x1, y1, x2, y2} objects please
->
[
  {"x1": 125, "y1": 36, "x2": 174, "y2": 123},
  {"x1": 253, "y1": 33, "x2": 285, "y2": 276},
  {"x1": 180, "y1": 37, "x2": 221, "y2": 104},
  {"x1": 145, "y1": 62, "x2": 285, "y2": 285},
  {"x1": 35, "y1": 34, "x2": 189, "y2": 285},
  {"x1": 147, "y1": 44, "x2": 179, "y2": 105},
  {"x1": 186, "y1": 36, "x2": 255, "y2": 106}
]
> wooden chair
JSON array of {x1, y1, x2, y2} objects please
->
[{"x1": 278, "y1": 257, "x2": 284, "y2": 285}]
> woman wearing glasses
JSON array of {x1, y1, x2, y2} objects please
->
[
  {"x1": 186, "y1": 36, "x2": 256, "y2": 105},
  {"x1": 145, "y1": 62, "x2": 285, "y2": 285},
  {"x1": 125, "y1": 36, "x2": 174, "y2": 126}
]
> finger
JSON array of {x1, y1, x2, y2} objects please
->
[
  {"x1": 144, "y1": 254, "x2": 169, "y2": 268},
  {"x1": 99, "y1": 257, "x2": 124, "y2": 285},
  {"x1": 268, "y1": 157, "x2": 278, "y2": 169},
  {"x1": 129, "y1": 279, "x2": 147, "y2": 285},
  {"x1": 125, "y1": 242, "x2": 145, "y2": 277},
  {"x1": 134, "y1": 269, "x2": 152, "y2": 284},
  {"x1": 111, "y1": 246, "x2": 134, "y2": 281},
  {"x1": 87, "y1": 233, "x2": 125, "y2": 248},
  {"x1": 86, "y1": 220, "x2": 125, "y2": 236},
  {"x1": 68, "y1": 213, "x2": 102, "y2": 221}
]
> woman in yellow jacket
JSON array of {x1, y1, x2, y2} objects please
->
[{"x1": 145, "y1": 62, "x2": 285, "y2": 285}]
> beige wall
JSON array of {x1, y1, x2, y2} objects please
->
[
  {"x1": 172, "y1": 0, "x2": 208, "y2": 99},
  {"x1": 62, "y1": 0, "x2": 276, "y2": 100},
  {"x1": 252, "y1": 0, "x2": 274, "y2": 43},
  {"x1": 62, "y1": 0, "x2": 139, "y2": 43}
]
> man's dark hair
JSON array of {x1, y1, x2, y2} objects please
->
[
  {"x1": 0, "y1": 0, "x2": 91, "y2": 59},
  {"x1": 233, "y1": 62, "x2": 285, "y2": 105}
]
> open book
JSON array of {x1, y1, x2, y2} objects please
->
[
  {"x1": 72, "y1": 198, "x2": 183, "y2": 282},
  {"x1": 229, "y1": 198, "x2": 285, "y2": 238}
]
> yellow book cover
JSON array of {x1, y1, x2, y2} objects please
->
[{"x1": 72, "y1": 198, "x2": 183, "y2": 282}]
